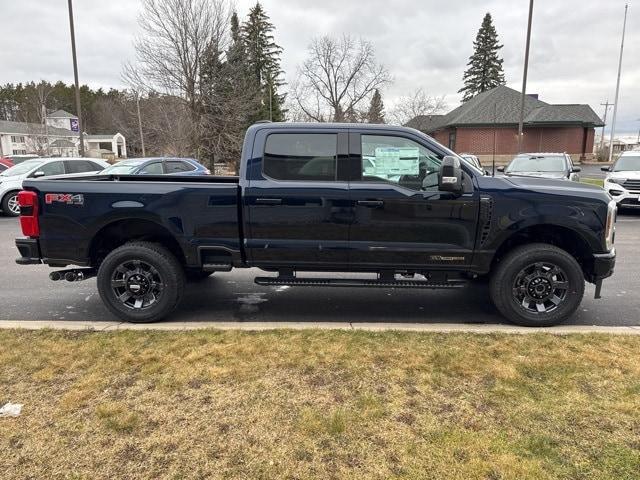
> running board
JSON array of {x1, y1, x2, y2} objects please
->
[{"x1": 254, "y1": 276, "x2": 467, "y2": 289}]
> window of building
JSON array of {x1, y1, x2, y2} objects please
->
[
  {"x1": 360, "y1": 134, "x2": 443, "y2": 191},
  {"x1": 165, "y1": 160, "x2": 196, "y2": 173},
  {"x1": 11, "y1": 136, "x2": 25, "y2": 144},
  {"x1": 263, "y1": 133, "x2": 337, "y2": 181},
  {"x1": 448, "y1": 130, "x2": 456, "y2": 150},
  {"x1": 12, "y1": 149, "x2": 27, "y2": 155}
]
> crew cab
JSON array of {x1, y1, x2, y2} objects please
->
[{"x1": 14, "y1": 123, "x2": 617, "y2": 326}]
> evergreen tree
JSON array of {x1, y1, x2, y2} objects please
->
[
  {"x1": 458, "y1": 13, "x2": 505, "y2": 101},
  {"x1": 199, "y1": 11, "x2": 259, "y2": 171},
  {"x1": 241, "y1": 2, "x2": 285, "y2": 121},
  {"x1": 366, "y1": 89, "x2": 385, "y2": 123}
]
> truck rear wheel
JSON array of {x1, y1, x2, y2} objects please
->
[
  {"x1": 490, "y1": 243, "x2": 584, "y2": 327},
  {"x1": 97, "y1": 241, "x2": 185, "y2": 323}
]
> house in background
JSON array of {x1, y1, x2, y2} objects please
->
[
  {"x1": 0, "y1": 109, "x2": 126, "y2": 160},
  {"x1": 407, "y1": 85, "x2": 604, "y2": 165}
]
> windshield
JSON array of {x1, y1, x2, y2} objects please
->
[
  {"x1": 612, "y1": 155, "x2": 640, "y2": 172},
  {"x1": 101, "y1": 163, "x2": 141, "y2": 174},
  {"x1": 507, "y1": 155, "x2": 566, "y2": 173},
  {"x1": 0, "y1": 159, "x2": 44, "y2": 177}
]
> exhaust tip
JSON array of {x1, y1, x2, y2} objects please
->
[
  {"x1": 49, "y1": 271, "x2": 62, "y2": 281},
  {"x1": 64, "y1": 272, "x2": 77, "y2": 282}
]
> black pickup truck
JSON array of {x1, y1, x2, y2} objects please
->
[{"x1": 15, "y1": 123, "x2": 616, "y2": 326}]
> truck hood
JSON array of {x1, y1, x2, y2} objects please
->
[
  {"x1": 607, "y1": 170, "x2": 640, "y2": 180},
  {"x1": 501, "y1": 174, "x2": 607, "y2": 199}
]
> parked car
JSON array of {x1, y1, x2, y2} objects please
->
[
  {"x1": 459, "y1": 153, "x2": 482, "y2": 170},
  {"x1": 101, "y1": 157, "x2": 210, "y2": 176},
  {"x1": 498, "y1": 153, "x2": 581, "y2": 181},
  {"x1": 602, "y1": 151, "x2": 640, "y2": 209},
  {"x1": 0, "y1": 157, "x2": 14, "y2": 173},
  {"x1": 0, "y1": 157, "x2": 109, "y2": 216}
]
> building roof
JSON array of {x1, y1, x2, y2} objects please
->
[
  {"x1": 409, "y1": 85, "x2": 604, "y2": 132},
  {"x1": 0, "y1": 119, "x2": 78, "y2": 137},
  {"x1": 49, "y1": 139, "x2": 76, "y2": 148},
  {"x1": 47, "y1": 109, "x2": 77, "y2": 119},
  {"x1": 85, "y1": 134, "x2": 117, "y2": 141}
]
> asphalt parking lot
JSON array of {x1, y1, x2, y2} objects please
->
[{"x1": 0, "y1": 212, "x2": 638, "y2": 326}]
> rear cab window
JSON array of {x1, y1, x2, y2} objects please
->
[{"x1": 263, "y1": 133, "x2": 337, "y2": 181}]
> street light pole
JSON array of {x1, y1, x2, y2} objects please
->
[
  {"x1": 67, "y1": 0, "x2": 85, "y2": 157},
  {"x1": 608, "y1": 4, "x2": 628, "y2": 163},
  {"x1": 517, "y1": 0, "x2": 534, "y2": 153}
]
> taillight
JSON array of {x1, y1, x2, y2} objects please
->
[{"x1": 18, "y1": 190, "x2": 39, "y2": 237}]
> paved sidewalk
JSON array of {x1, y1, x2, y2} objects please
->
[{"x1": 0, "y1": 320, "x2": 639, "y2": 335}]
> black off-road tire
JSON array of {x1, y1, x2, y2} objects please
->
[
  {"x1": 97, "y1": 241, "x2": 185, "y2": 323},
  {"x1": 490, "y1": 243, "x2": 585, "y2": 327}
]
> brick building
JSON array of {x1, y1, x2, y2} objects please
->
[{"x1": 407, "y1": 85, "x2": 604, "y2": 165}]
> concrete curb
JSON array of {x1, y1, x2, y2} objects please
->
[{"x1": 0, "y1": 320, "x2": 639, "y2": 335}]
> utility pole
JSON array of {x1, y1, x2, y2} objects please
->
[
  {"x1": 136, "y1": 92, "x2": 146, "y2": 157},
  {"x1": 608, "y1": 4, "x2": 628, "y2": 163},
  {"x1": 517, "y1": 0, "x2": 534, "y2": 153},
  {"x1": 67, "y1": 0, "x2": 85, "y2": 157},
  {"x1": 599, "y1": 100, "x2": 613, "y2": 156}
]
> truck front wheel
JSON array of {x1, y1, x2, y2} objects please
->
[
  {"x1": 490, "y1": 243, "x2": 584, "y2": 327},
  {"x1": 97, "y1": 241, "x2": 185, "y2": 323}
]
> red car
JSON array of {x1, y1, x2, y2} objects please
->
[{"x1": 0, "y1": 157, "x2": 14, "y2": 173}]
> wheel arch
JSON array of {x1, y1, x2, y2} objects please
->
[
  {"x1": 88, "y1": 218, "x2": 186, "y2": 267},
  {"x1": 491, "y1": 223, "x2": 594, "y2": 276}
]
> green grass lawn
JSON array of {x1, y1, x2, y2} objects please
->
[
  {"x1": 1, "y1": 329, "x2": 639, "y2": 479},
  {"x1": 581, "y1": 177, "x2": 605, "y2": 188}
]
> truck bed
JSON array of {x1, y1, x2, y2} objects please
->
[{"x1": 21, "y1": 174, "x2": 243, "y2": 268}]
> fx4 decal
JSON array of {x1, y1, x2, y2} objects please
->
[{"x1": 45, "y1": 193, "x2": 85, "y2": 205}]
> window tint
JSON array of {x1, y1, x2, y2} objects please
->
[
  {"x1": 264, "y1": 133, "x2": 337, "y2": 181},
  {"x1": 66, "y1": 160, "x2": 103, "y2": 173},
  {"x1": 139, "y1": 162, "x2": 164, "y2": 174},
  {"x1": 36, "y1": 161, "x2": 65, "y2": 177},
  {"x1": 360, "y1": 135, "x2": 443, "y2": 191},
  {"x1": 166, "y1": 160, "x2": 195, "y2": 173}
]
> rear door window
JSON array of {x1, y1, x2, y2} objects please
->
[
  {"x1": 166, "y1": 160, "x2": 196, "y2": 173},
  {"x1": 263, "y1": 133, "x2": 337, "y2": 181},
  {"x1": 65, "y1": 160, "x2": 103, "y2": 173}
]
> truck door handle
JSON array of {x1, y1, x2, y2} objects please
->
[
  {"x1": 255, "y1": 198, "x2": 282, "y2": 205},
  {"x1": 357, "y1": 200, "x2": 384, "y2": 208}
]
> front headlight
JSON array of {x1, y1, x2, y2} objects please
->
[
  {"x1": 605, "y1": 200, "x2": 617, "y2": 251},
  {"x1": 607, "y1": 177, "x2": 627, "y2": 185}
]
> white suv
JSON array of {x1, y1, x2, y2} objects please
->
[
  {"x1": 0, "y1": 157, "x2": 109, "y2": 216},
  {"x1": 603, "y1": 151, "x2": 640, "y2": 209}
]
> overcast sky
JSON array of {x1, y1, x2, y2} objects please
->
[{"x1": 1, "y1": 0, "x2": 638, "y2": 133}]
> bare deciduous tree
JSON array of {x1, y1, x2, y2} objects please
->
[
  {"x1": 124, "y1": 0, "x2": 231, "y2": 115},
  {"x1": 389, "y1": 88, "x2": 446, "y2": 126},
  {"x1": 293, "y1": 35, "x2": 391, "y2": 122}
]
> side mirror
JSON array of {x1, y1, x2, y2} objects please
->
[
  {"x1": 32, "y1": 171, "x2": 45, "y2": 178},
  {"x1": 601, "y1": 166, "x2": 610, "y2": 172},
  {"x1": 438, "y1": 156, "x2": 463, "y2": 194},
  {"x1": 572, "y1": 166, "x2": 582, "y2": 173},
  {"x1": 497, "y1": 166, "x2": 505, "y2": 172}
]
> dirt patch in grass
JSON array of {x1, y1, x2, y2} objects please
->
[{"x1": 1, "y1": 329, "x2": 639, "y2": 479}]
